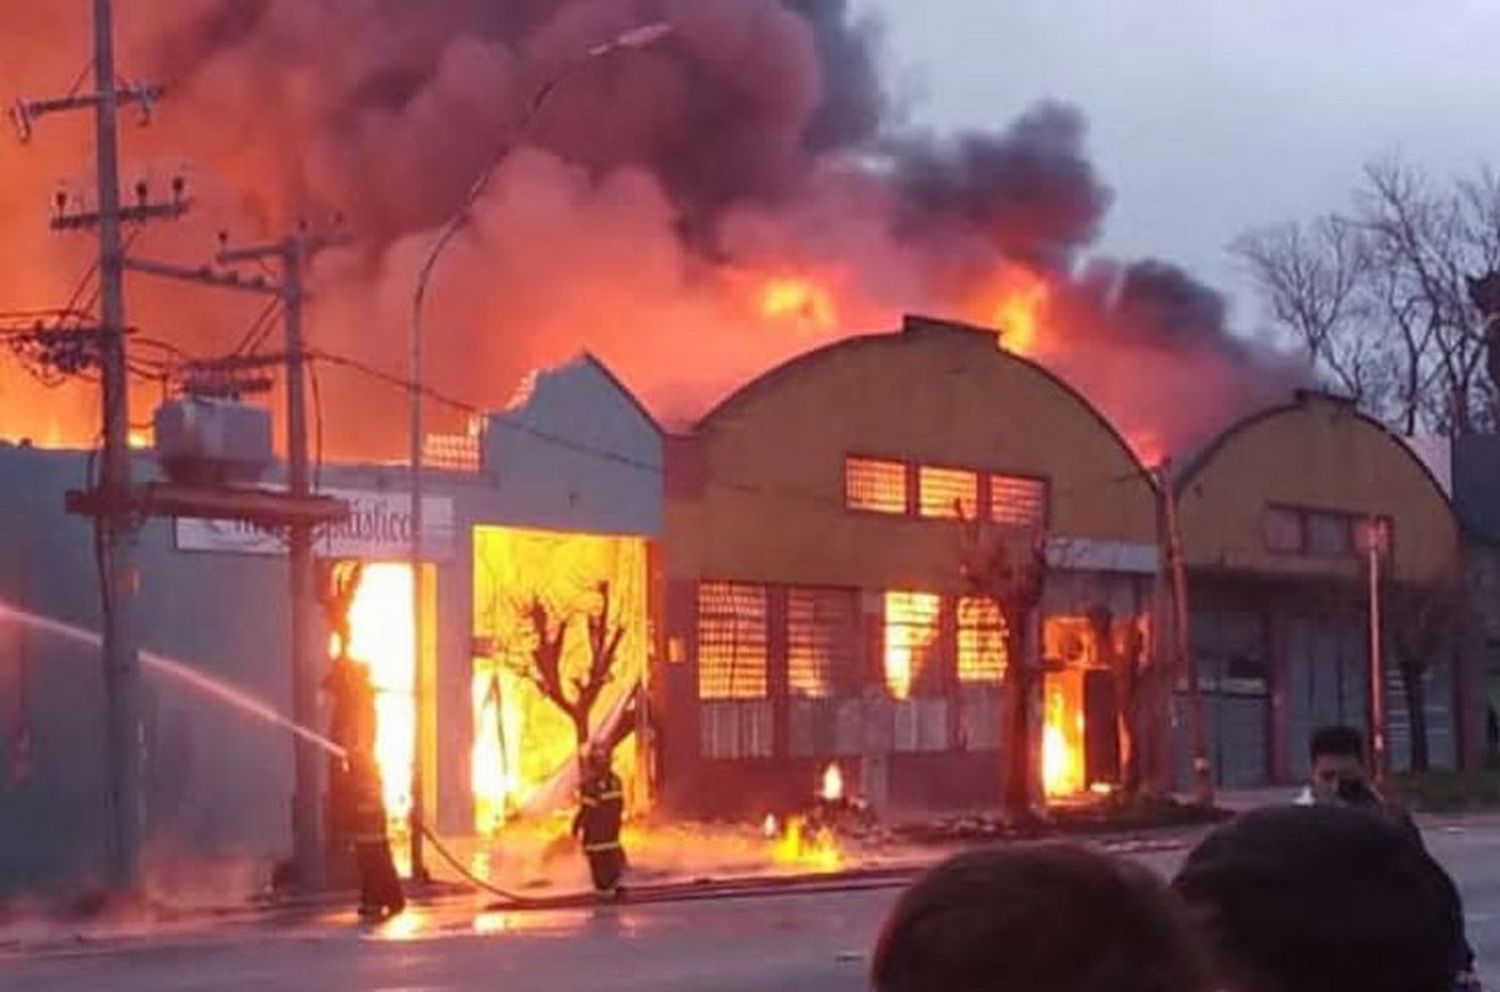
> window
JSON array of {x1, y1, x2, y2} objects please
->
[
  {"x1": 1306, "y1": 511, "x2": 1354, "y2": 557},
  {"x1": 957, "y1": 597, "x2": 1007, "y2": 683},
  {"x1": 846, "y1": 457, "x2": 908, "y2": 514},
  {"x1": 884, "y1": 591, "x2": 943, "y2": 699},
  {"x1": 1263, "y1": 506, "x2": 1302, "y2": 553},
  {"x1": 919, "y1": 466, "x2": 979, "y2": 519},
  {"x1": 1263, "y1": 505, "x2": 1384, "y2": 559},
  {"x1": 990, "y1": 474, "x2": 1048, "y2": 528},
  {"x1": 697, "y1": 582, "x2": 768, "y2": 700},
  {"x1": 787, "y1": 588, "x2": 859, "y2": 698}
]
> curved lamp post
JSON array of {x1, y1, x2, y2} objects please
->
[{"x1": 405, "y1": 21, "x2": 672, "y2": 880}]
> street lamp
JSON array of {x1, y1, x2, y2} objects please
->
[{"x1": 405, "y1": 21, "x2": 672, "y2": 881}]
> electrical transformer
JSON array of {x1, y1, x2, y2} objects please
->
[{"x1": 153, "y1": 397, "x2": 273, "y2": 485}]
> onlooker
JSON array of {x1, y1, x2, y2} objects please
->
[
  {"x1": 1296, "y1": 726, "x2": 1407, "y2": 827},
  {"x1": 1173, "y1": 804, "x2": 1462, "y2": 992},
  {"x1": 872, "y1": 843, "x2": 1207, "y2": 992},
  {"x1": 1295, "y1": 725, "x2": 1478, "y2": 989}
]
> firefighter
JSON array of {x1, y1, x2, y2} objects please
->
[
  {"x1": 572, "y1": 743, "x2": 626, "y2": 898},
  {"x1": 350, "y1": 751, "x2": 406, "y2": 920},
  {"x1": 323, "y1": 652, "x2": 376, "y2": 886}
]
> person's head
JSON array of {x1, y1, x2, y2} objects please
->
[
  {"x1": 1309, "y1": 725, "x2": 1370, "y2": 803},
  {"x1": 585, "y1": 743, "x2": 611, "y2": 772},
  {"x1": 872, "y1": 843, "x2": 1207, "y2": 992},
  {"x1": 1172, "y1": 804, "x2": 1458, "y2": 992}
]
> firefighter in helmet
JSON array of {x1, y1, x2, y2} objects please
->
[
  {"x1": 323, "y1": 649, "x2": 377, "y2": 887},
  {"x1": 573, "y1": 742, "x2": 626, "y2": 897},
  {"x1": 350, "y1": 750, "x2": 406, "y2": 920}
]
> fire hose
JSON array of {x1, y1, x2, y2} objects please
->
[{"x1": 416, "y1": 821, "x2": 536, "y2": 907}]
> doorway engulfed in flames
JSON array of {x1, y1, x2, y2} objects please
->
[{"x1": 470, "y1": 527, "x2": 650, "y2": 834}]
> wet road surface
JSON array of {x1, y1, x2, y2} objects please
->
[{"x1": 5, "y1": 815, "x2": 1500, "y2": 992}]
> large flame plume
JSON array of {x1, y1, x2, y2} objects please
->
[{"x1": 0, "y1": 2, "x2": 1305, "y2": 463}]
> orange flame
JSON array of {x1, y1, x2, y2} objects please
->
[
  {"x1": 769, "y1": 815, "x2": 842, "y2": 873},
  {"x1": 988, "y1": 267, "x2": 1051, "y2": 356},
  {"x1": 820, "y1": 762, "x2": 844, "y2": 803},
  {"x1": 1041, "y1": 676, "x2": 1086, "y2": 798},
  {"x1": 343, "y1": 564, "x2": 417, "y2": 840},
  {"x1": 759, "y1": 276, "x2": 838, "y2": 331}
]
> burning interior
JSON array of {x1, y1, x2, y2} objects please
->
[{"x1": 470, "y1": 526, "x2": 649, "y2": 835}]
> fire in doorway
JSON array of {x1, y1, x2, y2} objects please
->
[{"x1": 471, "y1": 527, "x2": 650, "y2": 833}]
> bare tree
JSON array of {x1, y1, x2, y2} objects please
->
[
  {"x1": 1236, "y1": 159, "x2": 1500, "y2": 436},
  {"x1": 1385, "y1": 582, "x2": 1466, "y2": 773},
  {"x1": 960, "y1": 517, "x2": 1048, "y2": 822},
  {"x1": 503, "y1": 582, "x2": 628, "y2": 757}
]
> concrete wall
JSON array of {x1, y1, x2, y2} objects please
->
[{"x1": 0, "y1": 353, "x2": 664, "y2": 895}]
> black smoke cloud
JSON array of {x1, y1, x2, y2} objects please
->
[{"x1": 0, "y1": 0, "x2": 1302, "y2": 456}]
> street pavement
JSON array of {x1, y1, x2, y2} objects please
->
[{"x1": 5, "y1": 813, "x2": 1500, "y2": 992}]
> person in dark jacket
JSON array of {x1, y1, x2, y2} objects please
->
[
  {"x1": 573, "y1": 744, "x2": 626, "y2": 897},
  {"x1": 1173, "y1": 804, "x2": 1467, "y2": 992},
  {"x1": 350, "y1": 752, "x2": 405, "y2": 921},
  {"x1": 1296, "y1": 725, "x2": 1478, "y2": 990}
]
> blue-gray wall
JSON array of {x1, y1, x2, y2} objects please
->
[{"x1": 0, "y1": 352, "x2": 663, "y2": 895}]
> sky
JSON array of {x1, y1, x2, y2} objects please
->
[{"x1": 859, "y1": 0, "x2": 1500, "y2": 329}]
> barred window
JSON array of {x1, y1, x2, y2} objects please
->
[
  {"x1": 787, "y1": 588, "x2": 859, "y2": 698},
  {"x1": 846, "y1": 457, "x2": 908, "y2": 514},
  {"x1": 697, "y1": 582, "x2": 768, "y2": 700},
  {"x1": 990, "y1": 474, "x2": 1048, "y2": 528},
  {"x1": 884, "y1": 591, "x2": 943, "y2": 699},
  {"x1": 957, "y1": 597, "x2": 1007, "y2": 683},
  {"x1": 919, "y1": 466, "x2": 979, "y2": 520}
]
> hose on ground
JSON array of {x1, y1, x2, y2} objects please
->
[{"x1": 417, "y1": 823, "x2": 535, "y2": 907}]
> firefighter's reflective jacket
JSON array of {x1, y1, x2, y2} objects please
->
[{"x1": 573, "y1": 770, "x2": 624, "y2": 854}]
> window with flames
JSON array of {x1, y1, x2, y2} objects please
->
[
  {"x1": 845, "y1": 457, "x2": 909, "y2": 515},
  {"x1": 919, "y1": 466, "x2": 979, "y2": 520},
  {"x1": 957, "y1": 597, "x2": 1007, "y2": 683},
  {"x1": 697, "y1": 581, "x2": 772, "y2": 760},
  {"x1": 697, "y1": 582, "x2": 769, "y2": 700},
  {"x1": 787, "y1": 588, "x2": 859, "y2": 699},
  {"x1": 883, "y1": 591, "x2": 943, "y2": 700},
  {"x1": 990, "y1": 474, "x2": 1048, "y2": 528}
]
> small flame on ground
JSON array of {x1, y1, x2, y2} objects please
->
[
  {"x1": 989, "y1": 267, "x2": 1050, "y2": 356},
  {"x1": 769, "y1": 815, "x2": 842, "y2": 873},
  {"x1": 760, "y1": 277, "x2": 838, "y2": 331},
  {"x1": 127, "y1": 429, "x2": 151, "y2": 450},
  {"x1": 820, "y1": 762, "x2": 844, "y2": 803}
]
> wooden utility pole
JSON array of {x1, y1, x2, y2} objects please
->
[
  {"x1": 1365, "y1": 517, "x2": 1389, "y2": 785},
  {"x1": 1157, "y1": 463, "x2": 1214, "y2": 807},
  {"x1": 11, "y1": 0, "x2": 180, "y2": 887},
  {"x1": 126, "y1": 231, "x2": 339, "y2": 888}
]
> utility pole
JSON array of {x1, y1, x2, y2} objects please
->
[
  {"x1": 1157, "y1": 462, "x2": 1213, "y2": 807},
  {"x1": 11, "y1": 0, "x2": 179, "y2": 888},
  {"x1": 126, "y1": 229, "x2": 339, "y2": 888},
  {"x1": 1365, "y1": 517, "x2": 1389, "y2": 785}
]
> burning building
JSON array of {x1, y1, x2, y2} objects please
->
[
  {"x1": 1173, "y1": 391, "x2": 1478, "y2": 786},
  {"x1": 656, "y1": 315, "x2": 1160, "y2": 817},
  {"x1": 0, "y1": 353, "x2": 662, "y2": 893}
]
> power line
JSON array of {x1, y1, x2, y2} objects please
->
[{"x1": 309, "y1": 347, "x2": 1151, "y2": 514}]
